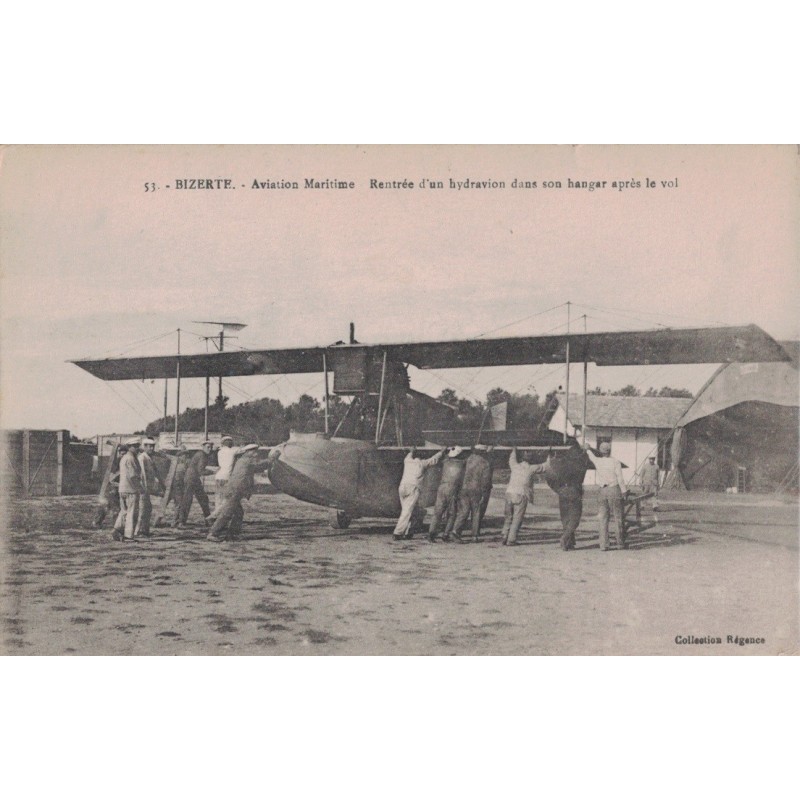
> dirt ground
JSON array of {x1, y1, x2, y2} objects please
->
[{"x1": 2, "y1": 487, "x2": 797, "y2": 655}]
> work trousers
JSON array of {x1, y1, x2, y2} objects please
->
[
  {"x1": 135, "y1": 493, "x2": 152, "y2": 536},
  {"x1": 170, "y1": 479, "x2": 184, "y2": 524},
  {"x1": 178, "y1": 477, "x2": 211, "y2": 524},
  {"x1": 393, "y1": 483, "x2": 420, "y2": 537},
  {"x1": 93, "y1": 489, "x2": 120, "y2": 527},
  {"x1": 597, "y1": 486, "x2": 624, "y2": 550},
  {"x1": 114, "y1": 492, "x2": 140, "y2": 539},
  {"x1": 428, "y1": 484, "x2": 460, "y2": 538},
  {"x1": 500, "y1": 492, "x2": 528, "y2": 544},
  {"x1": 558, "y1": 493, "x2": 583, "y2": 549},
  {"x1": 214, "y1": 479, "x2": 228, "y2": 511},
  {"x1": 93, "y1": 503, "x2": 108, "y2": 528},
  {"x1": 453, "y1": 491, "x2": 486, "y2": 541},
  {"x1": 642, "y1": 481, "x2": 659, "y2": 510},
  {"x1": 210, "y1": 496, "x2": 245, "y2": 538}
]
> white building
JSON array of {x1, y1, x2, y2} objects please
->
[
  {"x1": 156, "y1": 431, "x2": 228, "y2": 451},
  {"x1": 548, "y1": 393, "x2": 692, "y2": 486}
]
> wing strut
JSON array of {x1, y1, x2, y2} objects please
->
[
  {"x1": 564, "y1": 302, "x2": 571, "y2": 443},
  {"x1": 204, "y1": 373, "x2": 210, "y2": 440},
  {"x1": 581, "y1": 316, "x2": 588, "y2": 447},
  {"x1": 175, "y1": 329, "x2": 181, "y2": 446},
  {"x1": 323, "y1": 352, "x2": 330, "y2": 434},
  {"x1": 375, "y1": 351, "x2": 388, "y2": 445}
]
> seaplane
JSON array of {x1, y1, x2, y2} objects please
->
[{"x1": 72, "y1": 323, "x2": 789, "y2": 528}]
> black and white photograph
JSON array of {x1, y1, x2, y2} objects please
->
[{"x1": 1, "y1": 144, "x2": 797, "y2": 656}]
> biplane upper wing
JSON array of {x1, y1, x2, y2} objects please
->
[
  {"x1": 71, "y1": 324, "x2": 788, "y2": 381},
  {"x1": 382, "y1": 324, "x2": 789, "y2": 369},
  {"x1": 71, "y1": 346, "x2": 328, "y2": 381}
]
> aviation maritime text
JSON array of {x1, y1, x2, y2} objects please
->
[
  {"x1": 245, "y1": 177, "x2": 657, "y2": 191},
  {"x1": 151, "y1": 177, "x2": 669, "y2": 192}
]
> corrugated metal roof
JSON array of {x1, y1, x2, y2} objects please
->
[{"x1": 556, "y1": 393, "x2": 693, "y2": 429}]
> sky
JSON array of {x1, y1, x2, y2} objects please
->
[{"x1": 1, "y1": 145, "x2": 797, "y2": 438}]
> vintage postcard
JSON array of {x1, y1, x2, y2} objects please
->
[{"x1": 1, "y1": 144, "x2": 797, "y2": 655}]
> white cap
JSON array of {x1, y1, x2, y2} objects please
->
[
  {"x1": 240, "y1": 443, "x2": 259, "y2": 453},
  {"x1": 141, "y1": 438, "x2": 155, "y2": 446},
  {"x1": 221, "y1": 436, "x2": 234, "y2": 444},
  {"x1": 125, "y1": 438, "x2": 141, "y2": 446}
]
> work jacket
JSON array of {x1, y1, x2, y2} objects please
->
[
  {"x1": 439, "y1": 456, "x2": 466, "y2": 492},
  {"x1": 641, "y1": 463, "x2": 659, "y2": 486},
  {"x1": 118, "y1": 450, "x2": 143, "y2": 494},
  {"x1": 506, "y1": 450, "x2": 548, "y2": 500},
  {"x1": 186, "y1": 450, "x2": 209, "y2": 482},
  {"x1": 226, "y1": 451, "x2": 260, "y2": 499},
  {"x1": 461, "y1": 452, "x2": 493, "y2": 496},
  {"x1": 138, "y1": 451, "x2": 159, "y2": 493},
  {"x1": 544, "y1": 446, "x2": 589, "y2": 498},
  {"x1": 399, "y1": 450, "x2": 444, "y2": 489},
  {"x1": 586, "y1": 450, "x2": 626, "y2": 492},
  {"x1": 216, "y1": 446, "x2": 236, "y2": 481}
]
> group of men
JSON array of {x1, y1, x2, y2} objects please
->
[
  {"x1": 392, "y1": 441, "x2": 656, "y2": 552},
  {"x1": 394, "y1": 444, "x2": 498, "y2": 542},
  {"x1": 102, "y1": 433, "x2": 658, "y2": 550},
  {"x1": 110, "y1": 437, "x2": 164, "y2": 541},
  {"x1": 106, "y1": 435, "x2": 265, "y2": 543}
]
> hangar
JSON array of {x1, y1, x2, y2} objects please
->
[
  {"x1": 548, "y1": 341, "x2": 798, "y2": 493},
  {"x1": 666, "y1": 343, "x2": 799, "y2": 493}
]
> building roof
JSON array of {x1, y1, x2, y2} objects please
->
[{"x1": 556, "y1": 393, "x2": 693, "y2": 429}]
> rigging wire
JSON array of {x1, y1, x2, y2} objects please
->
[
  {"x1": 505, "y1": 362, "x2": 568, "y2": 396},
  {"x1": 470, "y1": 302, "x2": 567, "y2": 339},
  {"x1": 129, "y1": 380, "x2": 167, "y2": 418},
  {"x1": 460, "y1": 320, "x2": 569, "y2": 394},
  {"x1": 178, "y1": 327, "x2": 229, "y2": 344},
  {"x1": 411, "y1": 366, "x2": 485, "y2": 405},
  {"x1": 99, "y1": 329, "x2": 178, "y2": 358},
  {"x1": 571, "y1": 303, "x2": 670, "y2": 330},
  {"x1": 572, "y1": 311, "x2": 648, "y2": 336},
  {"x1": 221, "y1": 381, "x2": 253, "y2": 404},
  {"x1": 572, "y1": 301, "x2": 730, "y2": 328},
  {"x1": 419, "y1": 319, "x2": 577, "y2": 406},
  {"x1": 221, "y1": 378, "x2": 257, "y2": 402},
  {"x1": 280, "y1": 373, "x2": 304, "y2": 397},
  {"x1": 458, "y1": 318, "x2": 575, "y2": 397},
  {"x1": 217, "y1": 340, "x2": 323, "y2": 400},
  {"x1": 102, "y1": 381, "x2": 153, "y2": 427}
]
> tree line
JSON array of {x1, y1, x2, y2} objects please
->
[
  {"x1": 588, "y1": 385, "x2": 693, "y2": 397},
  {"x1": 141, "y1": 384, "x2": 692, "y2": 444}
]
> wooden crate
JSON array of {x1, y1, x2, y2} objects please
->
[
  {"x1": 2, "y1": 430, "x2": 105, "y2": 496},
  {"x1": 0, "y1": 430, "x2": 68, "y2": 496},
  {"x1": 1, "y1": 430, "x2": 24, "y2": 495}
]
